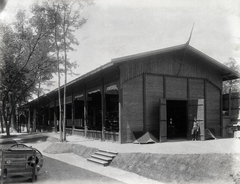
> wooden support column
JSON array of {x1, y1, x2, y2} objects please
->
[
  {"x1": 101, "y1": 79, "x2": 105, "y2": 141},
  {"x1": 143, "y1": 74, "x2": 146, "y2": 132},
  {"x1": 54, "y1": 101, "x2": 57, "y2": 133},
  {"x1": 204, "y1": 79, "x2": 207, "y2": 129},
  {"x1": 118, "y1": 80, "x2": 122, "y2": 144},
  {"x1": 72, "y1": 94, "x2": 75, "y2": 134},
  {"x1": 48, "y1": 105, "x2": 50, "y2": 127},
  {"x1": 163, "y1": 76, "x2": 166, "y2": 99},
  {"x1": 220, "y1": 88, "x2": 223, "y2": 137},
  {"x1": 84, "y1": 85, "x2": 87, "y2": 137}
]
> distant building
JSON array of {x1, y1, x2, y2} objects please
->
[{"x1": 25, "y1": 44, "x2": 239, "y2": 143}]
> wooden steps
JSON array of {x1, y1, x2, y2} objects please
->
[{"x1": 87, "y1": 149, "x2": 118, "y2": 166}]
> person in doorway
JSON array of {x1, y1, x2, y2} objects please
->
[
  {"x1": 168, "y1": 118, "x2": 175, "y2": 139},
  {"x1": 191, "y1": 117, "x2": 199, "y2": 141}
]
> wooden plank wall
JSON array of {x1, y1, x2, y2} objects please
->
[
  {"x1": 206, "y1": 81, "x2": 221, "y2": 136},
  {"x1": 165, "y1": 77, "x2": 187, "y2": 99},
  {"x1": 145, "y1": 75, "x2": 164, "y2": 138},
  {"x1": 120, "y1": 53, "x2": 222, "y2": 89},
  {"x1": 120, "y1": 53, "x2": 223, "y2": 142},
  {"x1": 188, "y1": 79, "x2": 204, "y2": 138},
  {"x1": 122, "y1": 76, "x2": 143, "y2": 143},
  {"x1": 189, "y1": 79, "x2": 204, "y2": 99}
]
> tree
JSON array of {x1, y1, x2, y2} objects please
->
[
  {"x1": 0, "y1": 9, "x2": 57, "y2": 135},
  {"x1": 223, "y1": 58, "x2": 240, "y2": 94},
  {"x1": 36, "y1": 0, "x2": 93, "y2": 141},
  {"x1": 0, "y1": 0, "x2": 93, "y2": 137}
]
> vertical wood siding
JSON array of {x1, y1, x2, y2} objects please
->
[
  {"x1": 206, "y1": 81, "x2": 221, "y2": 136},
  {"x1": 165, "y1": 77, "x2": 187, "y2": 99},
  {"x1": 145, "y1": 75, "x2": 164, "y2": 137},
  {"x1": 189, "y1": 79, "x2": 204, "y2": 99},
  {"x1": 120, "y1": 53, "x2": 222, "y2": 89},
  {"x1": 122, "y1": 76, "x2": 143, "y2": 142},
  {"x1": 120, "y1": 52, "x2": 223, "y2": 142}
]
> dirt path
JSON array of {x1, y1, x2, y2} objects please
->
[{"x1": 26, "y1": 141, "x2": 164, "y2": 184}]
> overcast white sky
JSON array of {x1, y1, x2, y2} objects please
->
[{"x1": 1, "y1": 0, "x2": 240, "y2": 90}]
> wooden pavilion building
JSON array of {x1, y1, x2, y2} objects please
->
[{"x1": 25, "y1": 44, "x2": 239, "y2": 143}]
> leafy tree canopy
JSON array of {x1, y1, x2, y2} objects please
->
[{"x1": 222, "y1": 57, "x2": 240, "y2": 94}]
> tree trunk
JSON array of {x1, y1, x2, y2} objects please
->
[
  {"x1": 2, "y1": 99, "x2": 10, "y2": 136},
  {"x1": 0, "y1": 112, "x2": 4, "y2": 133},
  {"x1": 11, "y1": 102, "x2": 17, "y2": 132},
  {"x1": 55, "y1": 5, "x2": 63, "y2": 142},
  {"x1": 63, "y1": 38, "x2": 67, "y2": 142},
  {"x1": 37, "y1": 79, "x2": 41, "y2": 132},
  {"x1": 62, "y1": 9, "x2": 67, "y2": 142},
  {"x1": 57, "y1": 50, "x2": 62, "y2": 142},
  {"x1": 6, "y1": 119, "x2": 11, "y2": 136},
  {"x1": 4, "y1": 112, "x2": 11, "y2": 136},
  {"x1": 28, "y1": 110, "x2": 31, "y2": 133}
]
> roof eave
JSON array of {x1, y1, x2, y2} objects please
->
[
  {"x1": 187, "y1": 46, "x2": 240, "y2": 81},
  {"x1": 111, "y1": 44, "x2": 186, "y2": 63}
]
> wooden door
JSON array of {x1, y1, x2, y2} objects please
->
[
  {"x1": 159, "y1": 98, "x2": 167, "y2": 142},
  {"x1": 188, "y1": 99, "x2": 205, "y2": 140}
]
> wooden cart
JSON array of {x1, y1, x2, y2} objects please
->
[{"x1": 1, "y1": 144, "x2": 43, "y2": 183}]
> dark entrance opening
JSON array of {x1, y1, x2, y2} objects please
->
[
  {"x1": 74, "y1": 96, "x2": 84, "y2": 129},
  {"x1": 167, "y1": 100, "x2": 188, "y2": 139},
  {"x1": 87, "y1": 90, "x2": 102, "y2": 131},
  {"x1": 105, "y1": 84, "x2": 119, "y2": 132}
]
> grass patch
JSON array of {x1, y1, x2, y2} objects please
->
[
  {"x1": 43, "y1": 142, "x2": 98, "y2": 158},
  {"x1": 42, "y1": 141, "x2": 240, "y2": 184},
  {"x1": 110, "y1": 153, "x2": 240, "y2": 184}
]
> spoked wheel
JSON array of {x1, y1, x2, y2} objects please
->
[{"x1": 30, "y1": 148, "x2": 43, "y2": 171}]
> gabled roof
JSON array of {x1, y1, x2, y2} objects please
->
[
  {"x1": 111, "y1": 44, "x2": 239, "y2": 81},
  {"x1": 187, "y1": 46, "x2": 240, "y2": 81},
  {"x1": 43, "y1": 44, "x2": 240, "y2": 97},
  {"x1": 111, "y1": 44, "x2": 186, "y2": 63},
  {"x1": 63, "y1": 44, "x2": 239, "y2": 90},
  {"x1": 31, "y1": 43, "x2": 239, "y2": 103}
]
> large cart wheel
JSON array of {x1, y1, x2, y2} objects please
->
[{"x1": 28, "y1": 148, "x2": 43, "y2": 171}]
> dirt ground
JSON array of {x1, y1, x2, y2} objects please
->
[
  {"x1": 47, "y1": 133, "x2": 240, "y2": 154},
  {"x1": 1, "y1": 132, "x2": 240, "y2": 184},
  {"x1": 42, "y1": 139, "x2": 240, "y2": 184}
]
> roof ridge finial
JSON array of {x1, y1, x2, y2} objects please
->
[
  {"x1": 186, "y1": 23, "x2": 195, "y2": 46},
  {"x1": 177, "y1": 23, "x2": 195, "y2": 76}
]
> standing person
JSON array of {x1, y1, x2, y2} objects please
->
[
  {"x1": 168, "y1": 118, "x2": 175, "y2": 139},
  {"x1": 191, "y1": 117, "x2": 199, "y2": 141}
]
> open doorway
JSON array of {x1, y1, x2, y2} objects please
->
[
  {"x1": 74, "y1": 96, "x2": 84, "y2": 129},
  {"x1": 87, "y1": 90, "x2": 102, "y2": 131},
  {"x1": 105, "y1": 84, "x2": 119, "y2": 132},
  {"x1": 167, "y1": 100, "x2": 188, "y2": 139}
]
